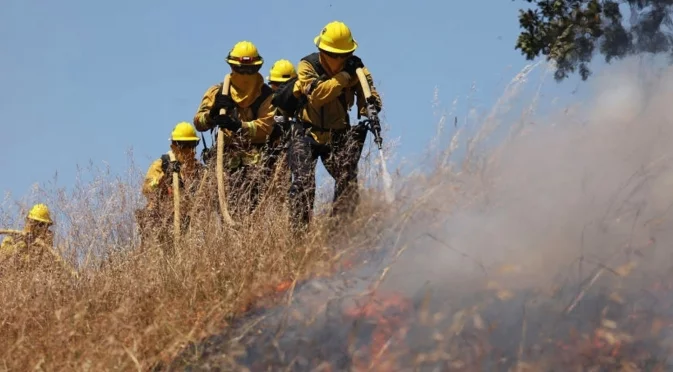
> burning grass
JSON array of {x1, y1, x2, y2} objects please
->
[{"x1": 167, "y1": 231, "x2": 673, "y2": 371}]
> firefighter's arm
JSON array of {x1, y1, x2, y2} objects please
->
[
  {"x1": 142, "y1": 159, "x2": 165, "y2": 197},
  {"x1": 297, "y1": 60, "x2": 350, "y2": 109},
  {"x1": 193, "y1": 84, "x2": 221, "y2": 132},
  {"x1": 354, "y1": 66, "x2": 383, "y2": 116},
  {"x1": 0, "y1": 236, "x2": 16, "y2": 261},
  {"x1": 242, "y1": 94, "x2": 275, "y2": 143}
]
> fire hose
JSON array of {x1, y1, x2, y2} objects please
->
[
  {"x1": 216, "y1": 74, "x2": 236, "y2": 226},
  {"x1": 167, "y1": 151, "x2": 181, "y2": 248},
  {"x1": 355, "y1": 68, "x2": 383, "y2": 150},
  {"x1": 355, "y1": 68, "x2": 395, "y2": 204}
]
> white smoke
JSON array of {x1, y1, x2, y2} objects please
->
[{"x1": 382, "y1": 56, "x2": 673, "y2": 296}]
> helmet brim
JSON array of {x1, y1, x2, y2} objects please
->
[
  {"x1": 28, "y1": 216, "x2": 53, "y2": 225},
  {"x1": 172, "y1": 137, "x2": 200, "y2": 142},
  {"x1": 314, "y1": 35, "x2": 358, "y2": 54}
]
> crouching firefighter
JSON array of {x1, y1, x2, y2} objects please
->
[
  {"x1": 136, "y1": 122, "x2": 206, "y2": 253},
  {"x1": 287, "y1": 21, "x2": 383, "y2": 230},
  {"x1": 194, "y1": 40, "x2": 276, "y2": 219},
  {"x1": 0, "y1": 203, "x2": 78, "y2": 279}
]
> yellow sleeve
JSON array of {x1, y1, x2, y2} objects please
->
[
  {"x1": 243, "y1": 93, "x2": 275, "y2": 143},
  {"x1": 297, "y1": 60, "x2": 351, "y2": 109},
  {"x1": 194, "y1": 83, "x2": 222, "y2": 132},
  {"x1": 353, "y1": 66, "x2": 383, "y2": 117},
  {"x1": 0, "y1": 236, "x2": 16, "y2": 260},
  {"x1": 292, "y1": 79, "x2": 303, "y2": 97},
  {"x1": 142, "y1": 159, "x2": 165, "y2": 197}
]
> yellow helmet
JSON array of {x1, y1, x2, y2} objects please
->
[
  {"x1": 267, "y1": 59, "x2": 297, "y2": 83},
  {"x1": 314, "y1": 21, "x2": 358, "y2": 54},
  {"x1": 226, "y1": 41, "x2": 264, "y2": 66},
  {"x1": 170, "y1": 122, "x2": 200, "y2": 142},
  {"x1": 27, "y1": 203, "x2": 53, "y2": 225}
]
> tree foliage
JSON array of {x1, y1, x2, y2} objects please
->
[{"x1": 515, "y1": 0, "x2": 673, "y2": 81}]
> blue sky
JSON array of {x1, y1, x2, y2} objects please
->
[{"x1": 1, "y1": 0, "x2": 588, "y2": 202}]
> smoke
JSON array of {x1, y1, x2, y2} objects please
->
[
  {"x1": 382, "y1": 56, "x2": 673, "y2": 295},
  {"x1": 169, "y1": 57, "x2": 673, "y2": 370}
]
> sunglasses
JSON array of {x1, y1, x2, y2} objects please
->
[
  {"x1": 231, "y1": 64, "x2": 262, "y2": 75},
  {"x1": 28, "y1": 220, "x2": 52, "y2": 229},
  {"x1": 320, "y1": 49, "x2": 352, "y2": 59},
  {"x1": 172, "y1": 141, "x2": 199, "y2": 149}
]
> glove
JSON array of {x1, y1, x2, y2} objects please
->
[
  {"x1": 209, "y1": 93, "x2": 236, "y2": 119},
  {"x1": 343, "y1": 55, "x2": 364, "y2": 77},
  {"x1": 370, "y1": 118, "x2": 382, "y2": 134},
  {"x1": 366, "y1": 96, "x2": 382, "y2": 113},
  {"x1": 271, "y1": 82, "x2": 300, "y2": 114},
  {"x1": 213, "y1": 114, "x2": 242, "y2": 132}
]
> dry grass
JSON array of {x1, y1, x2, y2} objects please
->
[{"x1": 0, "y1": 139, "x2": 399, "y2": 371}]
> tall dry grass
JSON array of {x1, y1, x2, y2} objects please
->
[{"x1": 0, "y1": 130, "x2": 400, "y2": 370}]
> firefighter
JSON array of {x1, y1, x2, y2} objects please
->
[
  {"x1": 136, "y1": 122, "x2": 205, "y2": 251},
  {"x1": 194, "y1": 40, "x2": 276, "y2": 217},
  {"x1": 0, "y1": 203, "x2": 77, "y2": 278},
  {"x1": 287, "y1": 21, "x2": 383, "y2": 229},
  {"x1": 267, "y1": 59, "x2": 298, "y2": 91},
  {"x1": 265, "y1": 59, "x2": 299, "y2": 206}
]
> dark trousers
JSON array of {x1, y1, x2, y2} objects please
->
[
  {"x1": 287, "y1": 122, "x2": 368, "y2": 229},
  {"x1": 201, "y1": 144, "x2": 272, "y2": 219},
  {"x1": 226, "y1": 162, "x2": 268, "y2": 218}
]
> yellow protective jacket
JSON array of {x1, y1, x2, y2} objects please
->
[
  {"x1": 193, "y1": 76, "x2": 275, "y2": 144},
  {"x1": 141, "y1": 151, "x2": 206, "y2": 209},
  {"x1": 0, "y1": 231, "x2": 78, "y2": 278},
  {"x1": 0, "y1": 231, "x2": 54, "y2": 259},
  {"x1": 296, "y1": 53, "x2": 383, "y2": 137},
  {"x1": 194, "y1": 75, "x2": 276, "y2": 168}
]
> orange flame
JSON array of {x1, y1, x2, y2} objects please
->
[{"x1": 343, "y1": 291, "x2": 413, "y2": 371}]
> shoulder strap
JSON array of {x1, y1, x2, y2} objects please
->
[
  {"x1": 249, "y1": 83, "x2": 273, "y2": 120},
  {"x1": 301, "y1": 53, "x2": 325, "y2": 77}
]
